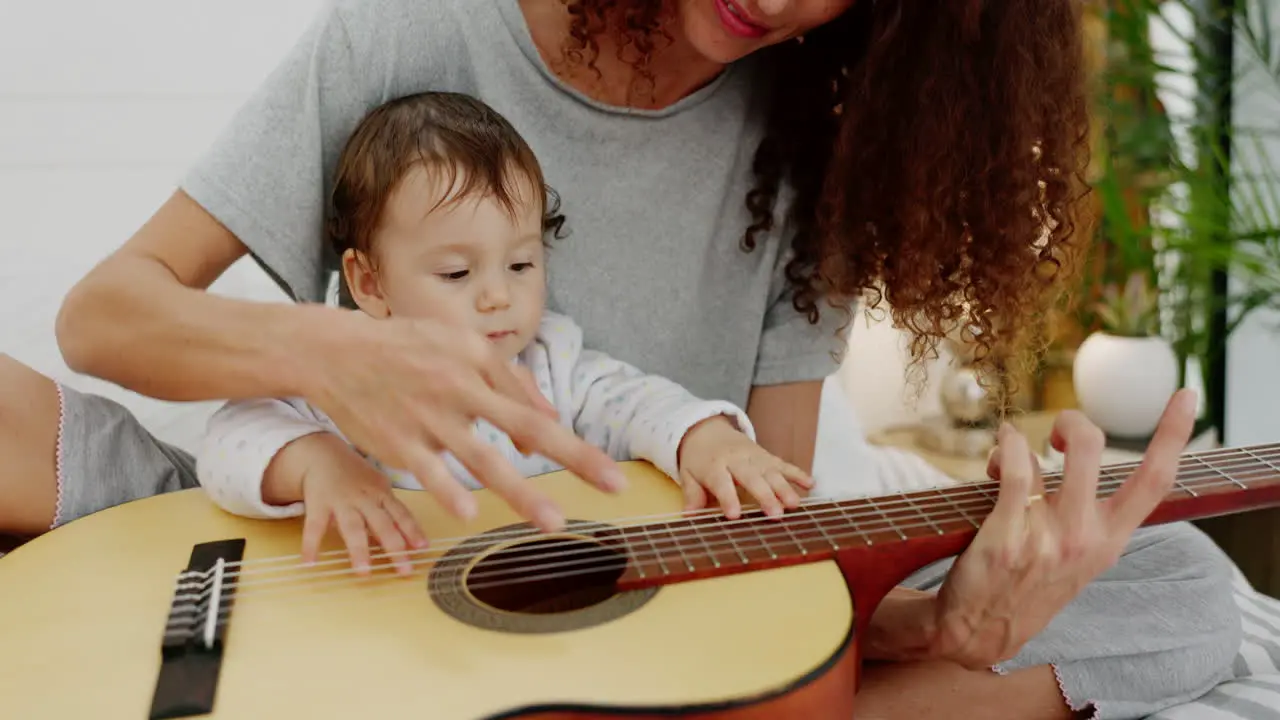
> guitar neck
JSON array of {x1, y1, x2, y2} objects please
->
[{"x1": 613, "y1": 442, "x2": 1280, "y2": 591}]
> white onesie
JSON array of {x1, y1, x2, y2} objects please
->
[{"x1": 197, "y1": 311, "x2": 754, "y2": 519}]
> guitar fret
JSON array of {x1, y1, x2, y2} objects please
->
[
  {"x1": 662, "y1": 523, "x2": 696, "y2": 572},
  {"x1": 722, "y1": 524, "x2": 750, "y2": 564},
  {"x1": 1194, "y1": 455, "x2": 1246, "y2": 489},
  {"x1": 1099, "y1": 468, "x2": 1127, "y2": 498},
  {"x1": 837, "y1": 504, "x2": 874, "y2": 545},
  {"x1": 868, "y1": 500, "x2": 908, "y2": 540},
  {"x1": 750, "y1": 522, "x2": 779, "y2": 560},
  {"x1": 803, "y1": 506, "x2": 840, "y2": 550},
  {"x1": 933, "y1": 488, "x2": 979, "y2": 528},
  {"x1": 686, "y1": 519, "x2": 723, "y2": 569},
  {"x1": 1244, "y1": 447, "x2": 1280, "y2": 475},
  {"x1": 975, "y1": 484, "x2": 999, "y2": 507},
  {"x1": 605, "y1": 443, "x2": 1280, "y2": 590},
  {"x1": 901, "y1": 494, "x2": 943, "y2": 535},
  {"x1": 641, "y1": 524, "x2": 669, "y2": 576},
  {"x1": 779, "y1": 516, "x2": 809, "y2": 555}
]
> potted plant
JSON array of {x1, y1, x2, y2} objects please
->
[{"x1": 1072, "y1": 270, "x2": 1179, "y2": 439}]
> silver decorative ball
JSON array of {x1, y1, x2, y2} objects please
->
[{"x1": 940, "y1": 367, "x2": 992, "y2": 425}]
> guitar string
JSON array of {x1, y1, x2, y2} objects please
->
[
  {"x1": 209, "y1": 452, "x2": 1280, "y2": 597},
  {"x1": 223, "y1": 442, "x2": 1280, "y2": 574},
  {"x1": 218, "y1": 445, "x2": 1280, "y2": 582},
  {"x1": 166, "y1": 469, "x2": 1268, "y2": 629},
  {"x1": 222, "y1": 458, "x2": 1279, "y2": 591},
  {"x1": 222, "y1": 440, "x2": 1280, "y2": 573},
  {"x1": 169, "y1": 472, "x2": 1259, "y2": 630},
  {"x1": 243, "y1": 466, "x2": 1270, "y2": 588}
]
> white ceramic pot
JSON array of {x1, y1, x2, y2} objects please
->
[{"x1": 1072, "y1": 331, "x2": 1180, "y2": 439}]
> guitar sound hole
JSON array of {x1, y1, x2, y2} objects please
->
[{"x1": 465, "y1": 536, "x2": 626, "y2": 615}]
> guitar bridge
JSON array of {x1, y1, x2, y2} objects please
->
[{"x1": 148, "y1": 538, "x2": 246, "y2": 720}]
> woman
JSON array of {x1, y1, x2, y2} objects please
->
[{"x1": 0, "y1": 0, "x2": 1240, "y2": 717}]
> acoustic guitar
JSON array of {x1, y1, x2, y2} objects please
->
[{"x1": 1, "y1": 444, "x2": 1278, "y2": 719}]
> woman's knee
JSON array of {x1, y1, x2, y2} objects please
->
[
  {"x1": 1111, "y1": 522, "x2": 1242, "y2": 658},
  {"x1": 1114, "y1": 521, "x2": 1237, "y2": 589},
  {"x1": 1007, "y1": 522, "x2": 1241, "y2": 674}
]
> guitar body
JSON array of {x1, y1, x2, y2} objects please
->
[{"x1": 0, "y1": 462, "x2": 857, "y2": 719}]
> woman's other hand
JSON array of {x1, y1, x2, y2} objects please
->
[
  {"x1": 303, "y1": 310, "x2": 626, "y2": 533},
  {"x1": 864, "y1": 390, "x2": 1198, "y2": 667},
  {"x1": 929, "y1": 389, "x2": 1198, "y2": 669}
]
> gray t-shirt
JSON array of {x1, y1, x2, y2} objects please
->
[{"x1": 180, "y1": 0, "x2": 847, "y2": 410}]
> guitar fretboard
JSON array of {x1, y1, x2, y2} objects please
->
[{"x1": 610, "y1": 442, "x2": 1280, "y2": 588}]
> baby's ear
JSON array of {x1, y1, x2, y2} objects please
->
[{"x1": 341, "y1": 249, "x2": 390, "y2": 318}]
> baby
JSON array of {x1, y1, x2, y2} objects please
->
[{"x1": 196, "y1": 91, "x2": 812, "y2": 572}]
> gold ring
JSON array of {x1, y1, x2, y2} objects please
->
[{"x1": 1025, "y1": 493, "x2": 1044, "y2": 508}]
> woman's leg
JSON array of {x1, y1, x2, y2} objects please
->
[
  {"x1": 857, "y1": 522, "x2": 1243, "y2": 720},
  {"x1": 856, "y1": 662, "x2": 1078, "y2": 719},
  {"x1": 0, "y1": 354, "x2": 199, "y2": 538},
  {"x1": 0, "y1": 355, "x2": 61, "y2": 535}
]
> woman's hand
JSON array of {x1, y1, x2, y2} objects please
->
[
  {"x1": 677, "y1": 415, "x2": 814, "y2": 518},
  {"x1": 931, "y1": 389, "x2": 1198, "y2": 669},
  {"x1": 865, "y1": 390, "x2": 1198, "y2": 668},
  {"x1": 301, "y1": 310, "x2": 626, "y2": 533}
]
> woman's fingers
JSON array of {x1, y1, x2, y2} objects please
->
[
  {"x1": 984, "y1": 424, "x2": 1037, "y2": 532},
  {"x1": 1105, "y1": 389, "x2": 1198, "y2": 535},
  {"x1": 1050, "y1": 411, "x2": 1105, "y2": 528},
  {"x1": 985, "y1": 442, "x2": 1042, "y2": 485},
  {"x1": 443, "y1": 425, "x2": 565, "y2": 533},
  {"x1": 510, "y1": 364, "x2": 557, "y2": 420},
  {"x1": 402, "y1": 442, "x2": 478, "y2": 521},
  {"x1": 462, "y1": 378, "x2": 626, "y2": 495}
]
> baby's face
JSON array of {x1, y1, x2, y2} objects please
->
[{"x1": 344, "y1": 165, "x2": 547, "y2": 361}]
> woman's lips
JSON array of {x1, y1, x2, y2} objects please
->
[{"x1": 714, "y1": 0, "x2": 770, "y2": 39}]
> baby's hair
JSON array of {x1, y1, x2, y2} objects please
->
[{"x1": 327, "y1": 91, "x2": 566, "y2": 278}]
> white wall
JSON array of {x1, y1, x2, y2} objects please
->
[
  {"x1": 0, "y1": 0, "x2": 932, "y2": 457},
  {"x1": 0, "y1": 1, "x2": 315, "y2": 449}
]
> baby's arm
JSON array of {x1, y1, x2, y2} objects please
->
[
  {"x1": 196, "y1": 397, "x2": 342, "y2": 519},
  {"x1": 566, "y1": 349, "x2": 752, "y2": 481},
  {"x1": 535, "y1": 314, "x2": 750, "y2": 479}
]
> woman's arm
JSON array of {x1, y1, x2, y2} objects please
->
[
  {"x1": 745, "y1": 380, "x2": 822, "y2": 474},
  {"x1": 56, "y1": 191, "x2": 322, "y2": 402},
  {"x1": 55, "y1": 192, "x2": 620, "y2": 530}
]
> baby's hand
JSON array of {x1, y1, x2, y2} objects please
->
[
  {"x1": 676, "y1": 416, "x2": 814, "y2": 519},
  {"x1": 286, "y1": 434, "x2": 428, "y2": 576}
]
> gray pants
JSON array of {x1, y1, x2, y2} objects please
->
[
  {"x1": 903, "y1": 524, "x2": 1242, "y2": 719},
  {"x1": 53, "y1": 384, "x2": 1241, "y2": 719}
]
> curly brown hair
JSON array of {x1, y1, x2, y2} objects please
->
[{"x1": 559, "y1": 0, "x2": 1092, "y2": 403}]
